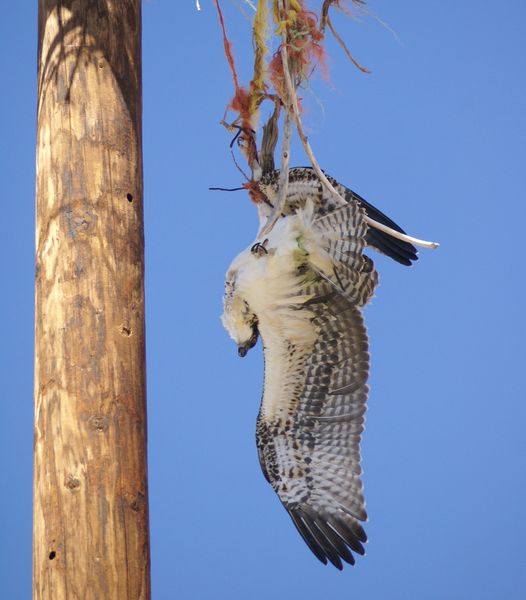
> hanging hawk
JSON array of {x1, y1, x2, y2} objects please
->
[{"x1": 221, "y1": 168, "x2": 417, "y2": 569}]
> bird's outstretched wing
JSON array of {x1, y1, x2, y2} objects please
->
[
  {"x1": 256, "y1": 284, "x2": 370, "y2": 569},
  {"x1": 259, "y1": 167, "x2": 418, "y2": 266},
  {"x1": 255, "y1": 203, "x2": 376, "y2": 569}
]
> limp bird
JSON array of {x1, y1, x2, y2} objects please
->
[{"x1": 221, "y1": 167, "x2": 418, "y2": 569}]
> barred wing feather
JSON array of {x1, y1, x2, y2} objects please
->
[
  {"x1": 255, "y1": 204, "x2": 376, "y2": 569},
  {"x1": 256, "y1": 283, "x2": 371, "y2": 569}
]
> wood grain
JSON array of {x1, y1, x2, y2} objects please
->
[{"x1": 34, "y1": 2, "x2": 150, "y2": 598}]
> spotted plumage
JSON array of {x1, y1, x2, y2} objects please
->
[{"x1": 222, "y1": 169, "x2": 416, "y2": 569}]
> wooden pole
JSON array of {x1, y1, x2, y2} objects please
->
[{"x1": 34, "y1": 2, "x2": 150, "y2": 598}]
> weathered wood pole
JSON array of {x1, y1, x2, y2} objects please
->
[{"x1": 34, "y1": 2, "x2": 150, "y2": 598}]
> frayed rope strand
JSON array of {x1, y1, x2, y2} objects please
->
[
  {"x1": 214, "y1": 0, "x2": 240, "y2": 91},
  {"x1": 249, "y1": 0, "x2": 269, "y2": 119}
]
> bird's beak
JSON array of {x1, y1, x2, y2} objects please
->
[{"x1": 238, "y1": 328, "x2": 259, "y2": 358}]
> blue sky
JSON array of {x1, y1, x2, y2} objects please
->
[{"x1": 1, "y1": 1, "x2": 525, "y2": 598}]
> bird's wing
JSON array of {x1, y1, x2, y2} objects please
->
[
  {"x1": 338, "y1": 184, "x2": 418, "y2": 266},
  {"x1": 309, "y1": 203, "x2": 378, "y2": 306},
  {"x1": 275, "y1": 167, "x2": 418, "y2": 266},
  {"x1": 256, "y1": 204, "x2": 376, "y2": 569},
  {"x1": 256, "y1": 284, "x2": 370, "y2": 570}
]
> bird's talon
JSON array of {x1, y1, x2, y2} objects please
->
[{"x1": 251, "y1": 239, "x2": 270, "y2": 257}]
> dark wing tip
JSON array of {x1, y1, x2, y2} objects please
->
[
  {"x1": 287, "y1": 504, "x2": 366, "y2": 570},
  {"x1": 288, "y1": 509, "x2": 329, "y2": 567},
  {"x1": 366, "y1": 228, "x2": 418, "y2": 266},
  {"x1": 343, "y1": 188, "x2": 419, "y2": 266}
]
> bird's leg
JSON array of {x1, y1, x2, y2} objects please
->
[{"x1": 251, "y1": 238, "x2": 270, "y2": 257}]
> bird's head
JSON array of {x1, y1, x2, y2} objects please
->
[{"x1": 221, "y1": 276, "x2": 259, "y2": 357}]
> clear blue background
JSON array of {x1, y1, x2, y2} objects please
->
[{"x1": 1, "y1": 2, "x2": 525, "y2": 598}]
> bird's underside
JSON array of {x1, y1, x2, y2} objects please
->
[{"x1": 222, "y1": 169, "x2": 417, "y2": 569}]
